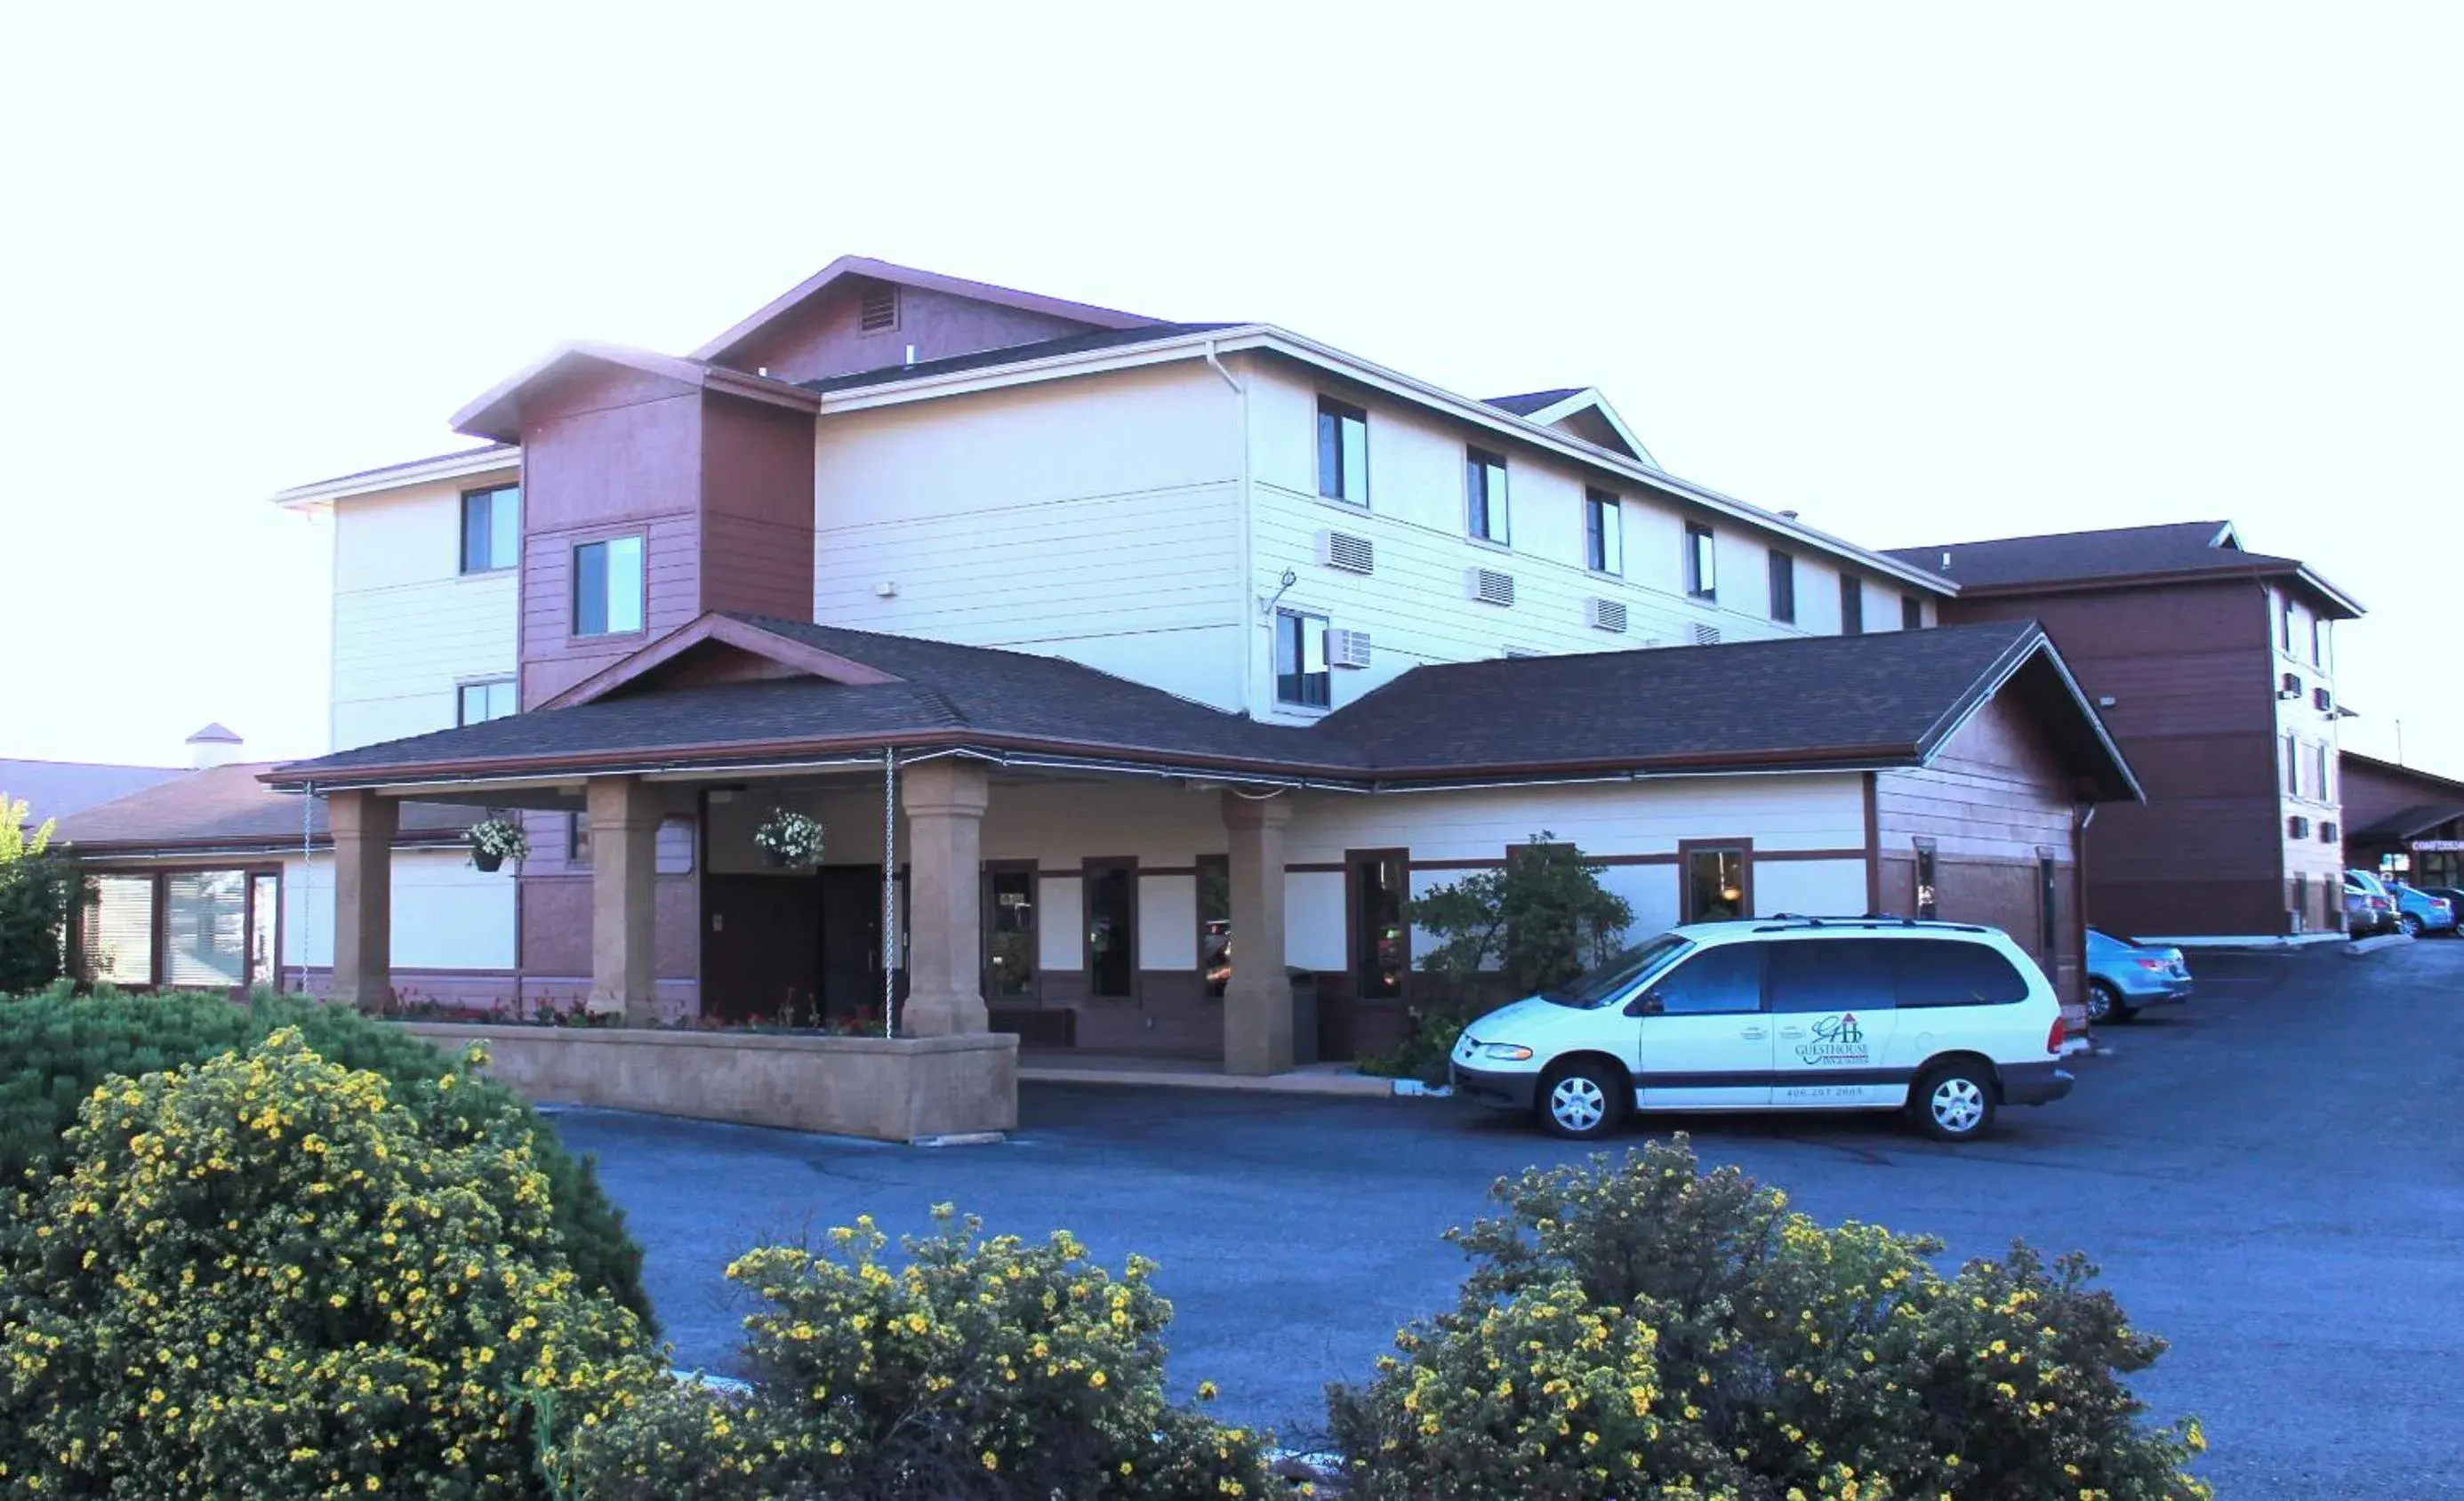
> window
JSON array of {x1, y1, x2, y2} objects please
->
[
  {"x1": 1646, "y1": 943, "x2": 1765, "y2": 1015},
  {"x1": 1317, "y1": 397, "x2": 1368, "y2": 504},
  {"x1": 1198, "y1": 854, "x2": 1232, "y2": 998},
  {"x1": 1352, "y1": 852, "x2": 1409, "y2": 999},
  {"x1": 2311, "y1": 742, "x2": 2332, "y2": 803},
  {"x1": 84, "y1": 875, "x2": 156, "y2": 984},
  {"x1": 2282, "y1": 733, "x2": 2299, "y2": 797},
  {"x1": 1683, "y1": 845, "x2": 1748, "y2": 923},
  {"x1": 1086, "y1": 860, "x2": 1137, "y2": 999},
  {"x1": 569, "y1": 813, "x2": 591, "y2": 866},
  {"x1": 1902, "y1": 595, "x2": 1925, "y2": 630},
  {"x1": 573, "y1": 536, "x2": 645, "y2": 637},
  {"x1": 1465, "y1": 448, "x2": 1509, "y2": 543},
  {"x1": 2311, "y1": 615, "x2": 2326, "y2": 670},
  {"x1": 250, "y1": 872, "x2": 279, "y2": 987},
  {"x1": 2279, "y1": 594, "x2": 2295, "y2": 654},
  {"x1": 1892, "y1": 940, "x2": 2030, "y2": 1007},
  {"x1": 1584, "y1": 488, "x2": 1622, "y2": 574},
  {"x1": 1914, "y1": 839, "x2": 1938, "y2": 919},
  {"x1": 1767, "y1": 550, "x2": 1796, "y2": 623},
  {"x1": 1684, "y1": 523, "x2": 1716, "y2": 600},
  {"x1": 1839, "y1": 576, "x2": 1864, "y2": 635},
  {"x1": 460, "y1": 484, "x2": 521, "y2": 574},
  {"x1": 165, "y1": 871, "x2": 248, "y2": 986},
  {"x1": 2037, "y1": 850, "x2": 2059, "y2": 959},
  {"x1": 985, "y1": 865, "x2": 1038, "y2": 1000},
  {"x1": 1274, "y1": 609, "x2": 1329, "y2": 708},
  {"x1": 1768, "y1": 938, "x2": 1896, "y2": 1013},
  {"x1": 457, "y1": 678, "x2": 518, "y2": 725}
]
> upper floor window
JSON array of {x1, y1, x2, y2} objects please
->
[
  {"x1": 1840, "y1": 575, "x2": 1865, "y2": 635},
  {"x1": 1465, "y1": 448, "x2": 1509, "y2": 544},
  {"x1": 2282, "y1": 732, "x2": 2299, "y2": 797},
  {"x1": 2310, "y1": 614, "x2": 2325, "y2": 670},
  {"x1": 1584, "y1": 489, "x2": 1622, "y2": 574},
  {"x1": 1317, "y1": 397, "x2": 1368, "y2": 505},
  {"x1": 574, "y1": 536, "x2": 646, "y2": 637},
  {"x1": 1274, "y1": 608, "x2": 1330, "y2": 708},
  {"x1": 2312, "y1": 742, "x2": 2332, "y2": 803},
  {"x1": 1684, "y1": 523, "x2": 1716, "y2": 601},
  {"x1": 1901, "y1": 595, "x2": 1925, "y2": 630},
  {"x1": 457, "y1": 678, "x2": 518, "y2": 725},
  {"x1": 460, "y1": 484, "x2": 520, "y2": 574},
  {"x1": 2279, "y1": 595, "x2": 2296, "y2": 654},
  {"x1": 1768, "y1": 550, "x2": 1796, "y2": 623}
]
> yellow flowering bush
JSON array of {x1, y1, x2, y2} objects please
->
[
  {"x1": 1329, "y1": 1136, "x2": 2212, "y2": 1500},
  {"x1": 0, "y1": 1030, "x2": 661, "y2": 1498},
  {"x1": 570, "y1": 1206, "x2": 1272, "y2": 1499}
]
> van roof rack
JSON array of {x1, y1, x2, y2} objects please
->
[{"x1": 1750, "y1": 912, "x2": 1993, "y2": 935}]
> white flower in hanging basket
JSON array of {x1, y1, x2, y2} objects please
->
[
  {"x1": 468, "y1": 815, "x2": 529, "y2": 872},
  {"x1": 752, "y1": 808, "x2": 824, "y2": 869}
]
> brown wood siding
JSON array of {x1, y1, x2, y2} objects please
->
[
  {"x1": 699, "y1": 395, "x2": 816, "y2": 620},
  {"x1": 1938, "y1": 577, "x2": 2299, "y2": 937}
]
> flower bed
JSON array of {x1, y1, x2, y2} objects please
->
[{"x1": 397, "y1": 1020, "x2": 1017, "y2": 1143}]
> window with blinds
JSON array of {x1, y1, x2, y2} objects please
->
[
  {"x1": 166, "y1": 871, "x2": 248, "y2": 985},
  {"x1": 85, "y1": 875, "x2": 156, "y2": 984}
]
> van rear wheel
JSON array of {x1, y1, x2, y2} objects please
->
[
  {"x1": 1537, "y1": 1059, "x2": 1626, "y2": 1141},
  {"x1": 1911, "y1": 1061, "x2": 1996, "y2": 1142}
]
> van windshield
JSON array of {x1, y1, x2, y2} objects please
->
[{"x1": 1540, "y1": 935, "x2": 1693, "y2": 1008}]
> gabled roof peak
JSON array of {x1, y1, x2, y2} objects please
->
[{"x1": 692, "y1": 255, "x2": 1163, "y2": 367}]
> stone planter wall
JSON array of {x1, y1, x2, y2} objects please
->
[{"x1": 400, "y1": 1023, "x2": 1018, "y2": 1142}]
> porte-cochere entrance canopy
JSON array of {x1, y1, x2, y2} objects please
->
[{"x1": 266, "y1": 613, "x2": 2136, "y2": 1074}]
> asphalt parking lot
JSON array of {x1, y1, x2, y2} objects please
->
[{"x1": 560, "y1": 939, "x2": 2464, "y2": 1498}]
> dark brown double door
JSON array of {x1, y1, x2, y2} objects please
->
[{"x1": 702, "y1": 866, "x2": 891, "y2": 1024}]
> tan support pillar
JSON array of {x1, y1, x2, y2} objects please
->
[
  {"x1": 586, "y1": 776, "x2": 662, "y2": 1025},
  {"x1": 1222, "y1": 791, "x2": 1295, "y2": 1076},
  {"x1": 901, "y1": 759, "x2": 991, "y2": 1036},
  {"x1": 329, "y1": 790, "x2": 397, "y2": 1007}
]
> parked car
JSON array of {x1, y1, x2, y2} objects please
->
[
  {"x1": 2345, "y1": 870, "x2": 2399, "y2": 936},
  {"x1": 2414, "y1": 887, "x2": 2464, "y2": 935},
  {"x1": 2084, "y1": 928, "x2": 2191, "y2": 1023},
  {"x1": 2389, "y1": 883, "x2": 2457, "y2": 938},
  {"x1": 1447, "y1": 915, "x2": 2071, "y2": 1144}
]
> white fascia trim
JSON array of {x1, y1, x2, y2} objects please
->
[
  {"x1": 1912, "y1": 633, "x2": 2144, "y2": 802},
  {"x1": 271, "y1": 446, "x2": 522, "y2": 511},
  {"x1": 814, "y1": 325, "x2": 1955, "y2": 595},
  {"x1": 1521, "y1": 388, "x2": 1662, "y2": 470}
]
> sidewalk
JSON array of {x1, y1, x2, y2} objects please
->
[{"x1": 1017, "y1": 1051, "x2": 1404, "y2": 1097}]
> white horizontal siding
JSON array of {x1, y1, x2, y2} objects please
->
[
  {"x1": 328, "y1": 481, "x2": 518, "y2": 752},
  {"x1": 1284, "y1": 776, "x2": 1867, "y2": 864},
  {"x1": 811, "y1": 363, "x2": 1248, "y2": 710},
  {"x1": 282, "y1": 850, "x2": 516, "y2": 971}
]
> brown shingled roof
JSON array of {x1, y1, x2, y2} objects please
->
[
  {"x1": 1883, "y1": 521, "x2": 2364, "y2": 617},
  {"x1": 52, "y1": 764, "x2": 479, "y2": 856}
]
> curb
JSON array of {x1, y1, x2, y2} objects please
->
[
  {"x1": 1391, "y1": 1079, "x2": 1455, "y2": 1099},
  {"x1": 909, "y1": 1131, "x2": 1008, "y2": 1148},
  {"x1": 1017, "y1": 1064, "x2": 1398, "y2": 1098},
  {"x1": 2345, "y1": 933, "x2": 2414, "y2": 957}
]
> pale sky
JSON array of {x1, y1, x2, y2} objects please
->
[{"x1": 4, "y1": 4, "x2": 2456, "y2": 773}]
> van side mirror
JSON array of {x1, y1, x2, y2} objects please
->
[{"x1": 1625, "y1": 992, "x2": 1665, "y2": 1017}]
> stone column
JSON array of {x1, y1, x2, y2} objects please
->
[
  {"x1": 586, "y1": 775, "x2": 662, "y2": 1025},
  {"x1": 1222, "y1": 791, "x2": 1295, "y2": 1076},
  {"x1": 329, "y1": 790, "x2": 397, "y2": 1007},
  {"x1": 901, "y1": 759, "x2": 991, "y2": 1037}
]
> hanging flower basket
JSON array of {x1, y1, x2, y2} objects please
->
[
  {"x1": 468, "y1": 815, "x2": 529, "y2": 873},
  {"x1": 753, "y1": 808, "x2": 824, "y2": 870}
]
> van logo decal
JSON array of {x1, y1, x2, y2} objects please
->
[{"x1": 1796, "y1": 1013, "x2": 1870, "y2": 1067}]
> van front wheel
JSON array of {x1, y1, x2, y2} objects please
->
[{"x1": 1537, "y1": 1060, "x2": 1626, "y2": 1141}]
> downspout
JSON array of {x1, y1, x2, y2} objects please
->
[
  {"x1": 882, "y1": 747, "x2": 898, "y2": 1038},
  {"x1": 1205, "y1": 340, "x2": 1256, "y2": 716}
]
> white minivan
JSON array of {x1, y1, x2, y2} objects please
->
[{"x1": 1448, "y1": 915, "x2": 2073, "y2": 1142}]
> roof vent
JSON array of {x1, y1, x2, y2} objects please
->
[
  {"x1": 1466, "y1": 567, "x2": 1516, "y2": 607},
  {"x1": 1690, "y1": 623, "x2": 1722, "y2": 646},
  {"x1": 1326, "y1": 628, "x2": 1373, "y2": 670},
  {"x1": 1586, "y1": 598, "x2": 1628, "y2": 634},
  {"x1": 1317, "y1": 530, "x2": 1374, "y2": 574},
  {"x1": 185, "y1": 722, "x2": 244, "y2": 770},
  {"x1": 859, "y1": 284, "x2": 900, "y2": 333}
]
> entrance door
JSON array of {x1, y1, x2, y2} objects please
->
[
  {"x1": 984, "y1": 863, "x2": 1038, "y2": 1001},
  {"x1": 818, "y1": 866, "x2": 887, "y2": 1021},
  {"x1": 1630, "y1": 940, "x2": 1772, "y2": 1111},
  {"x1": 1085, "y1": 860, "x2": 1136, "y2": 999},
  {"x1": 1766, "y1": 938, "x2": 1902, "y2": 1107},
  {"x1": 702, "y1": 874, "x2": 823, "y2": 1024}
]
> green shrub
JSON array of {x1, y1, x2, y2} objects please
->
[
  {"x1": 1328, "y1": 1136, "x2": 2211, "y2": 1500},
  {"x1": 1406, "y1": 833, "x2": 1634, "y2": 997},
  {"x1": 569, "y1": 1208, "x2": 1273, "y2": 1500},
  {"x1": 0, "y1": 986, "x2": 651, "y2": 1328},
  {"x1": 0, "y1": 797, "x2": 75, "y2": 992},
  {"x1": 0, "y1": 1030, "x2": 659, "y2": 1498},
  {"x1": 1357, "y1": 999, "x2": 1481, "y2": 1085}
]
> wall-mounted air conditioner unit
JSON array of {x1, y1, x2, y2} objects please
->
[
  {"x1": 2319, "y1": 821, "x2": 2340, "y2": 843},
  {"x1": 1466, "y1": 567, "x2": 1516, "y2": 606},
  {"x1": 1325, "y1": 628, "x2": 1372, "y2": 669},
  {"x1": 2313, "y1": 686, "x2": 2332, "y2": 712},
  {"x1": 1317, "y1": 530, "x2": 1374, "y2": 574},
  {"x1": 1690, "y1": 622, "x2": 1722, "y2": 646},
  {"x1": 1586, "y1": 598, "x2": 1628, "y2": 633},
  {"x1": 2287, "y1": 815, "x2": 2311, "y2": 839},
  {"x1": 2279, "y1": 671, "x2": 2302, "y2": 700}
]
